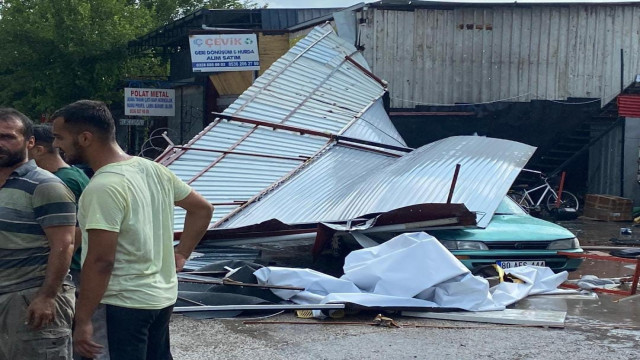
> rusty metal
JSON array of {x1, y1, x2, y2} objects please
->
[
  {"x1": 211, "y1": 112, "x2": 334, "y2": 139},
  {"x1": 558, "y1": 251, "x2": 640, "y2": 296},
  {"x1": 632, "y1": 256, "x2": 640, "y2": 295},
  {"x1": 311, "y1": 203, "x2": 476, "y2": 258},
  {"x1": 344, "y1": 55, "x2": 387, "y2": 88},
  {"x1": 554, "y1": 171, "x2": 567, "y2": 208},
  {"x1": 447, "y1": 164, "x2": 461, "y2": 204},
  {"x1": 167, "y1": 146, "x2": 309, "y2": 163}
]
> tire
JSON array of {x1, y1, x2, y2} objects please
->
[
  {"x1": 546, "y1": 190, "x2": 579, "y2": 212},
  {"x1": 509, "y1": 191, "x2": 533, "y2": 212}
]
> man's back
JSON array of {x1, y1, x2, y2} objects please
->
[{"x1": 78, "y1": 157, "x2": 191, "y2": 309}]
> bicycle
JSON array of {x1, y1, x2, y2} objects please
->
[{"x1": 508, "y1": 169, "x2": 579, "y2": 214}]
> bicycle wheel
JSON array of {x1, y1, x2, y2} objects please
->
[
  {"x1": 509, "y1": 191, "x2": 533, "y2": 212},
  {"x1": 546, "y1": 191, "x2": 579, "y2": 212}
]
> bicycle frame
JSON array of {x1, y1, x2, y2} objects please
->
[{"x1": 521, "y1": 182, "x2": 558, "y2": 208}]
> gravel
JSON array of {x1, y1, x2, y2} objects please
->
[{"x1": 170, "y1": 312, "x2": 640, "y2": 360}]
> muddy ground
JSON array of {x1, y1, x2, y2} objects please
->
[{"x1": 170, "y1": 217, "x2": 640, "y2": 359}]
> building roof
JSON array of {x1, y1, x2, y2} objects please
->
[{"x1": 129, "y1": 7, "x2": 343, "y2": 52}]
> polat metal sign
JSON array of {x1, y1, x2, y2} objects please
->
[
  {"x1": 189, "y1": 34, "x2": 260, "y2": 73},
  {"x1": 124, "y1": 88, "x2": 175, "y2": 117}
]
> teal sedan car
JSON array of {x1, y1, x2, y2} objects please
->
[{"x1": 428, "y1": 197, "x2": 584, "y2": 272}]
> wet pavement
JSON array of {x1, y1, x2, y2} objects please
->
[
  {"x1": 171, "y1": 217, "x2": 640, "y2": 359},
  {"x1": 510, "y1": 217, "x2": 640, "y2": 341},
  {"x1": 559, "y1": 216, "x2": 637, "y2": 246}
]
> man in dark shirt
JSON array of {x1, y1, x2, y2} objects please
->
[{"x1": 29, "y1": 124, "x2": 89, "y2": 285}]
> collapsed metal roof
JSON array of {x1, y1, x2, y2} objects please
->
[
  {"x1": 158, "y1": 24, "x2": 535, "y2": 234},
  {"x1": 158, "y1": 23, "x2": 406, "y2": 231}
]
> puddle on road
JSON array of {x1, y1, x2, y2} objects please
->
[
  {"x1": 514, "y1": 258, "x2": 640, "y2": 340},
  {"x1": 569, "y1": 258, "x2": 636, "y2": 281}
]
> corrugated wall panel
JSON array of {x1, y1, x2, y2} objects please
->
[
  {"x1": 588, "y1": 123, "x2": 623, "y2": 195},
  {"x1": 618, "y1": 95, "x2": 640, "y2": 117},
  {"x1": 361, "y1": 5, "x2": 640, "y2": 108}
]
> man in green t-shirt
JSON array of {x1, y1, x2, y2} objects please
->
[
  {"x1": 29, "y1": 124, "x2": 89, "y2": 286},
  {"x1": 51, "y1": 100, "x2": 213, "y2": 360}
]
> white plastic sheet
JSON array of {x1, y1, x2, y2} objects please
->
[{"x1": 254, "y1": 232, "x2": 568, "y2": 314}]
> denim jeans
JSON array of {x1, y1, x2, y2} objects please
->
[{"x1": 105, "y1": 304, "x2": 174, "y2": 360}]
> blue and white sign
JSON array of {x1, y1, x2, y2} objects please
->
[{"x1": 189, "y1": 34, "x2": 260, "y2": 73}]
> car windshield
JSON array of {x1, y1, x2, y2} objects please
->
[{"x1": 495, "y1": 196, "x2": 527, "y2": 215}]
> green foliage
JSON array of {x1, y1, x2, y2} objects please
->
[{"x1": 0, "y1": 0, "x2": 254, "y2": 120}]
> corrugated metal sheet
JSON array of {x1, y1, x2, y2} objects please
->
[
  {"x1": 342, "y1": 98, "x2": 406, "y2": 146},
  {"x1": 221, "y1": 136, "x2": 536, "y2": 229},
  {"x1": 618, "y1": 95, "x2": 640, "y2": 117},
  {"x1": 162, "y1": 24, "x2": 406, "y2": 230},
  {"x1": 360, "y1": 4, "x2": 640, "y2": 108},
  {"x1": 165, "y1": 121, "x2": 330, "y2": 228}
]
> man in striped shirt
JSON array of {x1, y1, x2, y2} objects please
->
[{"x1": 0, "y1": 108, "x2": 77, "y2": 359}]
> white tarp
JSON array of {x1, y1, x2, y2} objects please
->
[{"x1": 254, "y1": 232, "x2": 568, "y2": 316}]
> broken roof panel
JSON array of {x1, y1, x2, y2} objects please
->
[
  {"x1": 160, "y1": 24, "x2": 407, "y2": 230},
  {"x1": 161, "y1": 25, "x2": 534, "y2": 234},
  {"x1": 342, "y1": 98, "x2": 407, "y2": 146},
  {"x1": 221, "y1": 23, "x2": 405, "y2": 145},
  {"x1": 219, "y1": 136, "x2": 536, "y2": 229}
]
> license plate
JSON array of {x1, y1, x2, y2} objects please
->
[{"x1": 497, "y1": 260, "x2": 546, "y2": 269}]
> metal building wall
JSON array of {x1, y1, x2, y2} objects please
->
[
  {"x1": 359, "y1": 5, "x2": 640, "y2": 108},
  {"x1": 623, "y1": 118, "x2": 640, "y2": 203},
  {"x1": 171, "y1": 84, "x2": 205, "y2": 144},
  {"x1": 588, "y1": 122, "x2": 623, "y2": 196}
]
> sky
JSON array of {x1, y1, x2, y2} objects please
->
[{"x1": 255, "y1": 0, "x2": 364, "y2": 8}]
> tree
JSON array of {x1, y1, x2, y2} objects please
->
[{"x1": 0, "y1": 0, "x2": 255, "y2": 119}]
